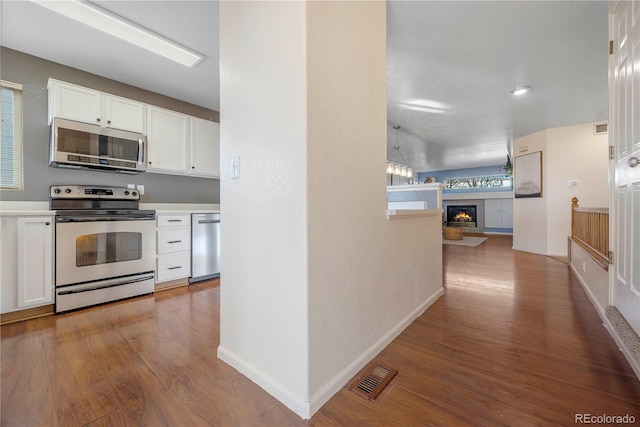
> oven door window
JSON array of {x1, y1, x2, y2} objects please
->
[{"x1": 76, "y1": 232, "x2": 142, "y2": 267}]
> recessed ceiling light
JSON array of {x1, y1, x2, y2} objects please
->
[
  {"x1": 511, "y1": 86, "x2": 530, "y2": 95},
  {"x1": 30, "y1": 0, "x2": 204, "y2": 67}
]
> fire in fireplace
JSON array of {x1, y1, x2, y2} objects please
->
[{"x1": 447, "y1": 205, "x2": 477, "y2": 227}]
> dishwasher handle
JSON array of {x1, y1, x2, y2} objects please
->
[{"x1": 198, "y1": 219, "x2": 220, "y2": 224}]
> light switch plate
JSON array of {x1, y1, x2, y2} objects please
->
[
  {"x1": 231, "y1": 157, "x2": 240, "y2": 179},
  {"x1": 136, "y1": 184, "x2": 145, "y2": 195}
]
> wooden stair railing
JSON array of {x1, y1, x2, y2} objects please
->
[{"x1": 571, "y1": 197, "x2": 610, "y2": 270}]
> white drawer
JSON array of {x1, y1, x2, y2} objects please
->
[
  {"x1": 157, "y1": 214, "x2": 190, "y2": 228},
  {"x1": 156, "y1": 253, "x2": 191, "y2": 282},
  {"x1": 157, "y1": 228, "x2": 191, "y2": 254}
]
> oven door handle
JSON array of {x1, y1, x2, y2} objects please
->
[
  {"x1": 57, "y1": 215, "x2": 154, "y2": 222},
  {"x1": 57, "y1": 275, "x2": 155, "y2": 295}
]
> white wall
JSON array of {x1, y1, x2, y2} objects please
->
[
  {"x1": 306, "y1": 4, "x2": 442, "y2": 409},
  {"x1": 218, "y1": 1, "x2": 309, "y2": 413},
  {"x1": 219, "y1": 1, "x2": 443, "y2": 419},
  {"x1": 546, "y1": 123, "x2": 609, "y2": 256},
  {"x1": 513, "y1": 130, "x2": 548, "y2": 254},
  {"x1": 513, "y1": 122, "x2": 609, "y2": 256}
]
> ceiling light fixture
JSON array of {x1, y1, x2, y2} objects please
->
[
  {"x1": 30, "y1": 0, "x2": 204, "y2": 67},
  {"x1": 511, "y1": 86, "x2": 530, "y2": 95},
  {"x1": 387, "y1": 125, "x2": 413, "y2": 179}
]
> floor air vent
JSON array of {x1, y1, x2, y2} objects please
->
[{"x1": 349, "y1": 364, "x2": 398, "y2": 401}]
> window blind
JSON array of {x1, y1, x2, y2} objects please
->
[{"x1": 1, "y1": 80, "x2": 23, "y2": 190}]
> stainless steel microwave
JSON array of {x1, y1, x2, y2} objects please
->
[{"x1": 49, "y1": 118, "x2": 146, "y2": 174}]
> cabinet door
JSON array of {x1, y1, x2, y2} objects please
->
[
  {"x1": 157, "y1": 253, "x2": 191, "y2": 282},
  {"x1": 146, "y1": 106, "x2": 190, "y2": 174},
  {"x1": 484, "y1": 199, "x2": 503, "y2": 228},
  {"x1": 105, "y1": 95, "x2": 145, "y2": 133},
  {"x1": 49, "y1": 80, "x2": 101, "y2": 125},
  {"x1": 16, "y1": 217, "x2": 54, "y2": 308},
  {"x1": 157, "y1": 228, "x2": 191, "y2": 254},
  {"x1": 190, "y1": 118, "x2": 220, "y2": 178},
  {"x1": 501, "y1": 198, "x2": 514, "y2": 229}
]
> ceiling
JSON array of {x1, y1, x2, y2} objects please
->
[{"x1": 0, "y1": 1, "x2": 609, "y2": 173}]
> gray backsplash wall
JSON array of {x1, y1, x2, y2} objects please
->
[{"x1": 0, "y1": 47, "x2": 220, "y2": 204}]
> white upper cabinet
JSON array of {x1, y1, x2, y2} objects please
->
[
  {"x1": 190, "y1": 118, "x2": 220, "y2": 178},
  {"x1": 48, "y1": 79, "x2": 145, "y2": 133},
  {"x1": 104, "y1": 94, "x2": 145, "y2": 133},
  {"x1": 146, "y1": 106, "x2": 190, "y2": 174},
  {"x1": 49, "y1": 80, "x2": 101, "y2": 125},
  {"x1": 48, "y1": 79, "x2": 219, "y2": 179}
]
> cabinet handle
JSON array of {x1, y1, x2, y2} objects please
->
[
  {"x1": 107, "y1": 120, "x2": 111, "y2": 124},
  {"x1": 168, "y1": 240, "x2": 182, "y2": 244},
  {"x1": 192, "y1": 166, "x2": 195, "y2": 169},
  {"x1": 45, "y1": 222, "x2": 50, "y2": 226},
  {"x1": 96, "y1": 118, "x2": 101, "y2": 122},
  {"x1": 167, "y1": 219, "x2": 182, "y2": 223},
  {"x1": 168, "y1": 266, "x2": 182, "y2": 270},
  {"x1": 149, "y1": 161, "x2": 153, "y2": 165}
]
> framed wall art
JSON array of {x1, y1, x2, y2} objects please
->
[{"x1": 514, "y1": 151, "x2": 542, "y2": 198}]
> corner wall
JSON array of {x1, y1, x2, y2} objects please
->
[
  {"x1": 218, "y1": 1, "x2": 443, "y2": 419},
  {"x1": 217, "y1": 1, "x2": 309, "y2": 415},
  {"x1": 513, "y1": 122, "x2": 608, "y2": 256}
]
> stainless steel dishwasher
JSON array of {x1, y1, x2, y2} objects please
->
[{"x1": 189, "y1": 213, "x2": 220, "y2": 283}]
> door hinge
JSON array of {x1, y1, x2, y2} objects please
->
[
  {"x1": 608, "y1": 251, "x2": 614, "y2": 264},
  {"x1": 609, "y1": 40, "x2": 614, "y2": 55},
  {"x1": 609, "y1": 146, "x2": 615, "y2": 160}
]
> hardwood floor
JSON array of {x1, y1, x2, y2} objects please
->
[{"x1": 2, "y1": 235, "x2": 639, "y2": 426}]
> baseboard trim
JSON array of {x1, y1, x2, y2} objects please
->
[
  {"x1": 217, "y1": 345, "x2": 310, "y2": 419},
  {"x1": 217, "y1": 286, "x2": 445, "y2": 420},
  {"x1": 570, "y1": 263, "x2": 605, "y2": 317},
  {"x1": 308, "y1": 286, "x2": 445, "y2": 417},
  {"x1": 1, "y1": 304, "x2": 54, "y2": 325},
  {"x1": 511, "y1": 246, "x2": 548, "y2": 256}
]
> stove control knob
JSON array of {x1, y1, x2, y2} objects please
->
[
  {"x1": 53, "y1": 188, "x2": 61, "y2": 194},
  {"x1": 132, "y1": 191, "x2": 138, "y2": 197},
  {"x1": 64, "y1": 188, "x2": 72, "y2": 194},
  {"x1": 124, "y1": 190, "x2": 130, "y2": 196}
]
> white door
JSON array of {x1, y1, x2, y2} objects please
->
[{"x1": 610, "y1": 0, "x2": 640, "y2": 336}]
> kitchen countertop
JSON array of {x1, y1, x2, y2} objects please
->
[
  {"x1": 0, "y1": 201, "x2": 53, "y2": 216},
  {"x1": 141, "y1": 203, "x2": 219, "y2": 214},
  {"x1": 1, "y1": 201, "x2": 219, "y2": 216}
]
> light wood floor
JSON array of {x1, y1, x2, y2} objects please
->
[{"x1": 2, "y1": 236, "x2": 639, "y2": 426}]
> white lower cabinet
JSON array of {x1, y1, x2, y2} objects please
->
[
  {"x1": 484, "y1": 198, "x2": 514, "y2": 229},
  {"x1": 157, "y1": 253, "x2": 191, "y2": 283},
  {"x1": 155, "y1": 214, "x2": 191, "y2": 287},
  {"x1": 1, "y1": 215, "x2": 54, "y2": 314}
]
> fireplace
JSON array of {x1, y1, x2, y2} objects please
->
[{"x1": 447, "y1": 205, "x2": 477, "y2": 227}]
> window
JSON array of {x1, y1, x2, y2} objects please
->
[
  {"x1": 1, "y1": 80, "x2": 24, "y2": 190},
  {"x1": 444, "y1": 175, "x2": 511, "y2": 189}
]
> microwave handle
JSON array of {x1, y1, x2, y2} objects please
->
[{"x1": 139, "y1": 138, "x2": 144, "y2": 165}]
